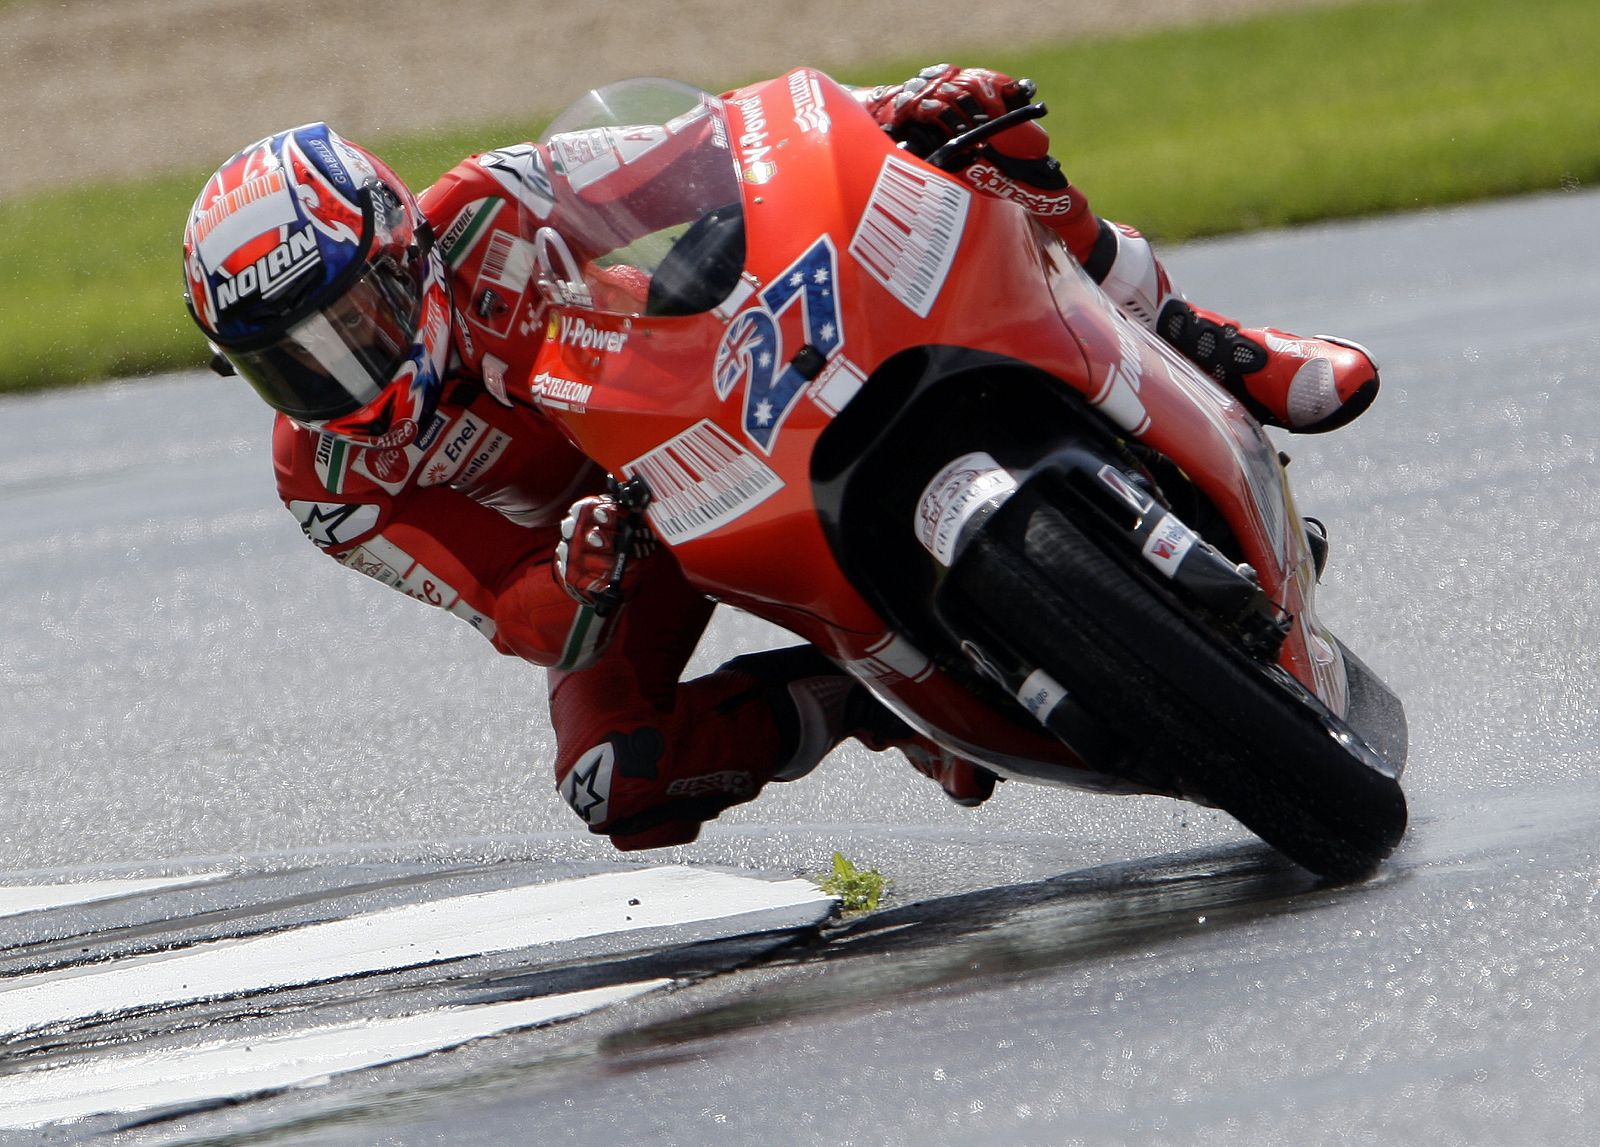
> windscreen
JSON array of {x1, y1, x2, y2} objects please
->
[{"x1": 529, "y1": 78, "x2": 746, "y2": 316}]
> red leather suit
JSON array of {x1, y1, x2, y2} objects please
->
[{"x1": 271, "y1": 140, "x2": 827, "y2": 849}]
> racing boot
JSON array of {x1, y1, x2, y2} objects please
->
[
  {"x1": 1156, "y1": 299, "x2": 1380, "y2": 433},
  {"x1": 716, "y1": 645, "x2": 1000, "y2": 810},
  {"x1": 844, "y1": 689, "x2": 999, "y2": 807},
  {"x1": 896, "y1": 735, "x2": 999, "y2": 807},
  {"x1": 586, "y1": 646, "x2": 857, "y2": 851}
]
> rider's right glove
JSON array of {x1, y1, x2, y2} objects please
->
[
  {"x1": 864, "y1": 64, "x2": 1076, "y2": 219},
  {"x1": 553, "y1": 493, "x2": 656, "y2": 617}
]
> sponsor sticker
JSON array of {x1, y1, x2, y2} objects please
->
[
  {"x1": 529, "y1": 371, "x2": 594, "y2": 412},
  {"x1": 336, "y1": 541, "x2": 406, "y2": 587},
  {"x1": 548, "y1": 126, "x2": 669, "y2": 193},
  {"x1": 1141, "y1": 512, "x2": 1198, "y2": 577},
  {"x1": 557, "y1": 314, "x2": 629, "y2": 354},
  {"x1": 364, "y1": 447, "x2": 411, "y2": 485},
  {"x1": 448, "y1": 599, "x2": 497, "y2": 639},
  {"x1": 481, "y1": 352, "x2": 512, "y2": 406},
  {"x1": 849, "y1": 156, "x2": 970, "y2": 318},
  {"x1": 729, "y1": 91, "x2": 777, "y2": 184},
  {"x1": 846, "y1": 632, "x2": 934, "y2": 685},
  {"x1": 666, "y1": 771, "x2": 755, "y2": 799},
  {"x1": 417, "y1": 412, "x2": 488, "y2": 487},
  {"x1": 963, "y1": 162, "x2": 1075, "y2": 216},
  {"x1": 1016, "y1": 669, "x2": 1069, "y2": 723},
  {"x1": 476, "y1": 231, "x2": 537, "y2": 297},
  {"x1": 914, "y1": 452, "x2": 1017, "y2": 567},
  {"x1": 334, "y1": 535, "x2": 495, "y2": 639},
  {"x1": 352, "y1": 414, "x2": 443, "y2": 493},
  {"x1": 624, "y1": 419, "x2": 784, "y2": 545},
  {"x1": 788, "y1": 70, "x2": 831, "y2": 134},
  {"x1": 808, "y1": 356, "x2": 866, "y2": 417},
  {"x1": 439, "y1": 200, "x2": 502, "y2": 269},
  {"x1": 314, "y1": 433, "x2": 355, "y2": 495},
  {"x1": 448, "y1": 428, "x2": 512, "y2": 488},
  {"x1": 340, "y1": 534, "x2": 464, "y2": 608},
  {"x1": 1096, "y1": 464, "x2": 1155, "y2": 516},
  {"x1": 215, "y1": 225, "x2": 321, "y2": 310}
]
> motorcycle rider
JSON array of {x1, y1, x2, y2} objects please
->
[{"x1": 181, "y1": 66, "x2": 1379, "y2": 851}]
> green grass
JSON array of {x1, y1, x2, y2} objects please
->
[
  {"x1": 3, "y1": 0, "x2": 1596, "y2": 394},
  {"x1": 813, "y1": 852, "x2": 889, "y2": 913}
]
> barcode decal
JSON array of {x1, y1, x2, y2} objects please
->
[
  {"x1": 625, "y1": 420, "x2": 784, "y2": 544},
  {"x1": 848, "y1": 156, "x2": 970, "y2": 319},
  {"x1": 479, "y1": 231, "x2": 535, "y2": 294}
]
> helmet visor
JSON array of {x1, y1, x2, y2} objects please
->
[{"x1": 220, "y1": 188, "x2": 427, "y2": 425}]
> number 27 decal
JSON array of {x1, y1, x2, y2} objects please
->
[{"x1": 713, "y1": 235, "x2": 842, "y2": 452}]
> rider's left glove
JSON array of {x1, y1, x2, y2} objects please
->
[
  {"x1": 866, "y1": 64, "x2": 1035, "y2": 145},
  {"x1": 865, "y1": 64, "x2": 1075, "y2": 218},
  {"x1": 553, "y1": 493, "x2": 656, "y2": 617}
]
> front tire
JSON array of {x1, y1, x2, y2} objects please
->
[{"x1": 941, "y1": 491, "x2": 1407, "y2": 881}]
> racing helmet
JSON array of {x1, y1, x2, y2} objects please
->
[{"x1": 183, "y1": 124, "x2": 450, "y2": 448}]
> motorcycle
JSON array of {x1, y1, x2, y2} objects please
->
[{"x1": 509, "y1": 68, "x2": 1407, "y2": 880}]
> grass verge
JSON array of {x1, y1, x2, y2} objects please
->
[{"x1": 2, "y1": 0, "x2": 1595, "y2": 394}]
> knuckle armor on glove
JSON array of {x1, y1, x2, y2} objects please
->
[
  {"x1": 552, "y1": 494, "x2": 654, "y2": 609},
  {"x1": 867, "y1": 64, "x2": 1038, "y2": 154},
  {"x1": 866, "y1": 64, "x2": 1071, "y2": 221}
]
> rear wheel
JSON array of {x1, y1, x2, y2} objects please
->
[{"x1": 941, "y1": 491, "x2": 1407, "y2": 881}]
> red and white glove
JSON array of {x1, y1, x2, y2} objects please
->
[
  {"x1": 864, "y1": 64, "x2": 1077, "y2": 219},
  {"x1": 865, "y1": 65, "x2": 1035, "y2": 144},
  {"x1": 553, "y1": 493, "x2": 656, "y2": 616}
]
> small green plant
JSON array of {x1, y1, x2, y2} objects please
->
[{"x1": 814, "y1": 851, "x2": 888, "y2": 913}]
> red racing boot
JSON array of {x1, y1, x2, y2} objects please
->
[
  {"x1": 846, "y1": 691, "x2": 998, "y2": 808},
  {"x1": 581, "y1": 645, "x2": 994, "y2": 852},
  {"x1": 895, "y1": 736, "x2": 999, "y2": 807},
  {"x1": 1156, "y1": 299, "x2": 1380, "y2": 433}
]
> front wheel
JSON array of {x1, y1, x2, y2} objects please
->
[{"x1": 940, "y1": 491, "x2": 1407, "y2": 881}]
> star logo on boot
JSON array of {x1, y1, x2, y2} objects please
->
[{"x1": 561, "y1": 742, "x2": 616, "y2": 825}]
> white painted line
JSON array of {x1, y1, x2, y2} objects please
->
[
  {"x1": 0, "y1": 874, "x2": 225, "y2": 920},
  {"x1": 0, "y1": 866, "x2": 830, "y2": 1037},
  {"x1": 0, "y1": 979, "x2": 668, "y2": 1129}
]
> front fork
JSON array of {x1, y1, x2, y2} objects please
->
[{"x1": 919, "y1": 445, "x2": 1290, "y2": 761}]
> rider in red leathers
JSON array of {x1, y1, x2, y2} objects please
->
[{"x1": 182, "y1": 66, "x2": 1380, "y2": 851}]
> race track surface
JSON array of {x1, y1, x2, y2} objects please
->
[{"x1": 2, "y1": 188, "x2": 1598, "y2": 1144}]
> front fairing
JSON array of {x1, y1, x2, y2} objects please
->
[
  {"x1": 524, "y1": 75, "x2": 1087, "y2": 624},
  {"x1": 519, "y1": 69, "x2": 1342, "y2": 712}
]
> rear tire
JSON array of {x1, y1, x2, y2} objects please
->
[{"x1": 942, "y1": 493, "x2": 1407, "y2": 881}]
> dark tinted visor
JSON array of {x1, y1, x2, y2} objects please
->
[{"x1": 225, "y1": 213, "x2": 426, "y2": 423}]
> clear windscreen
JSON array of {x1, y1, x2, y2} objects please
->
[{"x1": 529, "y1": 79, "x2": 746, "y2": 316}]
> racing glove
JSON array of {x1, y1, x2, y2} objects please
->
[
  {"x1": 553, "y1": 491, "x2": 656, "y2": 617},
  {"x1": 864, "y1": 64, "x2": 1076, "y2": 218}
]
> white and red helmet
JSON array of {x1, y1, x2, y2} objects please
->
[{"x1": 183, "y1": 124, "x2": 450, "y2": 447}]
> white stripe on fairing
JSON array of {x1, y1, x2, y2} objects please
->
[
  {"x1": 0, "y1": 874, "x2": 225, "y2": 920},
  {"x1": 0, "y1": 980, "x2": 668, "y2": 1129},
  {"x1": 0, "y1": 866, "x2": 830, "y2": 1037}
]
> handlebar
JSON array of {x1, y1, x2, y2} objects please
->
[
  {"x1": 590, "y1": 475, "x2": 653, "y2": 619},
  {"x1": 924, "y1": 102, "x2": 1050, "y2": 171}
]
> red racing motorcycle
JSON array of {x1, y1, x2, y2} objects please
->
[{"x1": 512, "y1": 69, "x2": 1407, "y2": 880}]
